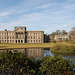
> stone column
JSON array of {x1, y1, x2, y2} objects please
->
[
  {"x1": 17, "y1": 40, "x2": 18, "y2": 43},
  {"x1": 23, "y1": 32, "x2": 25, "y2": 43}
]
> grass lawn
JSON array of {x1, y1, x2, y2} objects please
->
[{"x1": 0, "y1": 42, "x2": 75, "y2": 49}]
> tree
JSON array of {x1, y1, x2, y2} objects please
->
[
  {"x1": 70, "y1": 27, "x2": 75, "y2": 41},
  {"x1": 56, "y1": 30, "x2": 61, "y2": 35},
  {"x1": 61, "y1": 30, "x2": 67, "y2": 35}
]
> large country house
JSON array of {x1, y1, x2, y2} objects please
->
[{"x1": 0, "y1": 26, "x2": 44, "y2": 43}]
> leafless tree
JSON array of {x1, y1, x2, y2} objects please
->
[{"x1": 70, "y1": 27, "x2": 75, "y2": 41}]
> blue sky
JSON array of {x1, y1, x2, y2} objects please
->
[{"x1": 0, "y1": 0, "x2": 75, "y2": 34}]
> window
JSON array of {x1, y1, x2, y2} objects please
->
[
  {"x1": 10, "y1": 33, "x2": 12, "y2": 35},
  {"x1": 5, "y1": 33, "x2": 6, "y2": 35},
  {"x1": 39, "y1": 40, "x2": 40, "y2": 42},
  {"x1": 8, "y1": 40, "x2": 9, "y2": 42},
  {"x1": 34, "y1": 36, "x2": 35, "y2": 39},
  {"x1": 31, "y1": 36, "x2": 32, "y2": 39},
  {"x1": 36, "y1": 40, "x2": 37, "y2": 43},
  {"x1": 39, "y1": 37, "x2": 40, "y2": 39},
  {"x1": 27, "y1": 36, "x2": 29, "y2": 39},
  {"x1": 5, "y1": 40, "x2": 6, "y2": 42},
  {"x1": 21, "y1": 40, "x2": 23, "y2": 43},
  {"x1": 2, "y1": 36, "x2": 3, "y2": 39},
  {"x1": 5, "y1": 36, "x2": 6, "y2": 39},
  {"x1": 31, "y1": 40, "x2": 32, "y2": 42}
]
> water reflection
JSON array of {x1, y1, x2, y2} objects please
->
[
  {"x1": 26, "y1": 48, "x2": 44, "y2": 58},
  {"x1": 0, "y1": 48, "x2": 45, "y2": 58}
]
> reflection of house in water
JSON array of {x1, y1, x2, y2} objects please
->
[
  {"x1": 0, "y1": 48, "x2": 44, "y2": 58},
  {"x1": 26, "y1": 48, "x2": 44, "y2": 58}
]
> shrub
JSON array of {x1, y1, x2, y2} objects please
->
[
  {"x1": 51, "y1": 45, "x2": 75, "y2": 53},
  {"x1": 39, "y1": 55, "x2": 74, "y2": 75},
  {"x1": 65, "y1": 38, "x2": 69, "y2": 42},
  {"x1": 53, "y1": 40, "x2": 56, "y2": 43}
]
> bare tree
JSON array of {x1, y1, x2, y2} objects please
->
[
  {"x1": 70, "y1": 27, "x2": 75, "y2": 41},
  {"x1": 61, "y1": 30, "x2": 67, "y2": 35},
  {"x1": 56, "y1": 30, "x2": 61, "y2": 35}
]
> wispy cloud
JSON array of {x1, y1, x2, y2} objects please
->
[
  {"x1": 0, "y1": 0, "x2": 75, "y2": 33},
  {"x1": 0, "y1": 12, "x2": 10, "y2": 16},
  {"x1": 37, "y1": 3, "x2": 52, "y2": 9},
  {"x1": 64, "y1": 4, "x2": 75, "y2": 10}
]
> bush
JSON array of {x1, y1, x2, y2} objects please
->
[
  {"x1": 39, "y1": 55, "x2": 74, "y2": 75},
  {"x1": 0, "y1": 51, "x2": 36, "y2": 75},
  {"x1": 53, "y1": 40, "x2": 56, "y2": 43},
  {"x1": 0, "y1": 51, "x2": 74, "y2": 75},
  {"x1": 51, "y1": 45, "x2": 75, "y2": 53},
  {"x1": 65, "y1": 39, "x2": 69, "y2": 42}
]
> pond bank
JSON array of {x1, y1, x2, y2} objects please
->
[{"x1": 51, "y1": 44, "x2": 75, "y2": 53}]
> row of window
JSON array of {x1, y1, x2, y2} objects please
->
[
  {"x1": 27, "y1": 36, "x2": 41, "y2": 39},
  {"x1": 0, "y1": 33, "x2": 14, "y2": 36},
  {"x1": 0, "y1": 40, "x2": 42, "y2": 43},
  {"x1": 0, "y1": 40, "x2": 14, "y2": 43},
  {"x1": 16, "y1": 34, "x2": 24, "y2": 39},
  {"x1": 0, "y1": 33, "x2": 42, "y2": 36},
  {"x1": 27, "y1": 40, "x2": 41, "y2": 43},
  {"x1": 27, "y1": 33, "x2": 41, "y2": 35},
  {"x1": 0, "y1": 36, "x2": 14, "y2": 39}
]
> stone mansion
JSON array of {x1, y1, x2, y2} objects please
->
[{"x1": 0, "y1": 26, "x2": 44, "y2": 43}]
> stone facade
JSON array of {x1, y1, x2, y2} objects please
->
[
  {"x1": 0, "y1": 26, "x2": 44, "y2": 43},
  {"x1": 55, "y1": 35, "x2": 70, "y2": 42}
]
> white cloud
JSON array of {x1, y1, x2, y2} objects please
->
[
  {"x1": 37, "y1": 3, "x2": 52, "y2": 9},
  {"x1": 0, "y1": 0, "x2": 75, "y2": 33},
  {"x1": 64, "y1": 4, "x2": 75, "y2": 10},
  {"x1": 0, "y1": 12, "x2": 10, "y2": 16}
]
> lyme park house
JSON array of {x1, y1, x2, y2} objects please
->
[{"x1": 0, "y1": 26, "x2": 44, "y2": 43}]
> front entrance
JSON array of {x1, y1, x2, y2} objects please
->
[
  {"x1": 21, "y1": 40, "x2": 23, "y2": 43},
  {"x1": 18, "y1": 40, "x2": 20, "y2": 43}
]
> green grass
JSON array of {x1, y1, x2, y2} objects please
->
[
  {"x1": 0, "y1": 42, "x2": 75, "y2": 49},
  {"x1": 51, "y1": 43, "x2": 75, "y2": 53}
]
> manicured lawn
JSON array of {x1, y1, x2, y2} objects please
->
[{"x1": 0, "y1": 42, "x2": 75, "y2": 49}]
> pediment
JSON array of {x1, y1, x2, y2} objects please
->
[{"x1": 15, "y1": 27, "x2": 25, "y2": 32}]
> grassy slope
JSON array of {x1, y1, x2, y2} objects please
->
[{"x1": 0, "y1": 42, "x2": 75, "y2": 49}]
